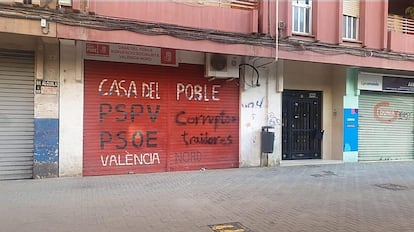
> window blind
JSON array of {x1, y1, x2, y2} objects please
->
[{"x1": 343, "y1": 0, "x2": 360, "y2": 17}]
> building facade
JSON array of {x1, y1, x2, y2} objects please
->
[{"x1": 0, "y1": 0, "x2": 413, "y2": 179}]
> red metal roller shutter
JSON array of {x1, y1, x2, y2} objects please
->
[
  {"x1": 168, "y1": 68, "x2": 239, "y2": 171},
  {"x1": 84, "y1": 60, "x2": 169, "y2": 176},
  {"x1": 84, "y1": 60, "x2": 239, "y2": 176}
]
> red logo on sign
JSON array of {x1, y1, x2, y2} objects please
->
[
  {"x1": 160, "y1": 48, "x2": 176, "y2": 65},
  {"x1": 97, "y1": 44, "x2": 110, "y2": 56},
  {"x1": 86, "y1": 43, "x2": 110, "y2": 56},
  {"x1": 86, "y1": 43, "x2": 98, "y2": 55},
  {"x1": 373, "y1": 101, "x2": 398, "y2": 123}
]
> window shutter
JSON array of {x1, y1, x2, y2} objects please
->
[{"x1": 343, "y1": 0, "x2": 360, "y2": 17}]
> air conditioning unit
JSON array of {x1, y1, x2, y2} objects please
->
[
  {"x1": 205, "y1": 53, "x2": 241, "y2": 78},
  {"x1": 14, "y1": 0, "x2": 57, "y2": 7},
  {"x1": 13, "y1": 0, "x2": 29, "y2": 4},
  {"x1": 58, "y1": 0, "x2": 72, "y2": 6}
]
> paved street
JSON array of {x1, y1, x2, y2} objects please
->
[{"x1": 1, "y1": 162, "x2": 414, "y2": 232}]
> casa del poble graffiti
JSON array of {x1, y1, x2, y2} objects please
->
[{"x1": 83, "y1": 61, "x2": 239, "y2": 175}]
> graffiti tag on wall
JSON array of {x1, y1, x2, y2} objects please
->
[
  {"x1": 85, "y1": 63, "x2": 239, "y2": 172},
  {"x1": 98, "y1": 79, "x2": 160, "y2": 99},
  {"x1": 374, "y1": 101, "x2": 414, "y2": 123},
  {"x1": 174, "y1": 82, "x2": 238, "y2": 147},
  {"x1": 97, "y1": 79, "x2": 162, "y2": 167},
  {"x1": 241, "y1": 97, "x2": 264, "y2": 109}
]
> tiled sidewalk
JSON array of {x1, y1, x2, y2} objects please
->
[{"x1": 1, "y1": 162, "x2": 414, "y2": 232}]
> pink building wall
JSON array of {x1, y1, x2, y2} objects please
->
[
  {"x1": 388, "y1": 32, "x2": 414, "y2": 54},
  {"x1": 73, "y1": 0, "x2": 258, "y2": 34},
  {"x1": 313, "y1": 0, "x2": 341, "y2": 44},
  {"x1": 360, "y1": 1, "x2": 388, "y2": 50},
  {"x1": 259, "y1": 0, "x2": 277, "y2": 37},
  {"x1": 62, "y1": 0, "x2": 414, "y2": 71},
  {"x1": 278, "y1": 0, "x2": 291, "y2": 38}
]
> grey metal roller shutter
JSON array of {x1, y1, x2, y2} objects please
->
[
  {"x1": 0, "y1": 50, "x2": 34, "y2": 180},
  {"x1": 359, "y1": 91, "x2": 414, "y2": 161}
]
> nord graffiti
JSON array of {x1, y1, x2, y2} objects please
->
[{"x1": 174, "y1": 151, "x2": 202, "y2": 163}]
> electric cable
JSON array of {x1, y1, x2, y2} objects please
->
[
  {"x1": 0, "y1": 4, "x2": 413, "y2": 62},
  {"x1": 239, "y1": 63, "x2": 260, "y2": 87}
]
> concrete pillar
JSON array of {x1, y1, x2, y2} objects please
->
[
  {"x1": 343, "y1": 67, "x2": 359, "y2": 162},
  {"x1": 59, "y1": 39, "x2": 84, "y2": 177},
  {"x1": 33, "y1": 38, "x2": 60, "y2": 178}
]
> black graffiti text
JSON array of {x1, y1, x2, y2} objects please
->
[
  {"x1": 181, "y1": 131, "x2": 232, "y2": 145},
  {"x1": 100, "y1": 131, "x2": 157, "y2": 149},
  {"x1": 99, "y1": 103, "x2": 160, "y2": 122},
  {"x1": 175, "y1": 111, "x2": 237, "y2": 130},
  {"x1": 241, "y1": 97, "x2": 264, "y2": 109}
]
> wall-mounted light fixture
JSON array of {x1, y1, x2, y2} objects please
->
[{"x1": 40, "y1": 18, "x2": 49, "y2": 34}]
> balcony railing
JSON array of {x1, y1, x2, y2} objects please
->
[
  {"x1": 184, "y1": 0, "x2": 258, "y2": 10},
  {"x1": 388, "y1": 14, "x2": 414, "y2": 34}
]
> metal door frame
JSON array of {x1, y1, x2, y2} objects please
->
[{"x1": 282, "y1": 90, "x2": 323, "y2": 160}]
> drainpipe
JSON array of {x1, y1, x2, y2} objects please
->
[{"x1": 275, "y1": 0, "x2": 279, "y2": 62}]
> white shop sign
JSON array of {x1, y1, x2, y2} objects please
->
[
  {"x1": 358, "y1": 73, "x2": 383, "y2": 91},
  {"x1": 84, "y1": 42, "x2": 177, "y2": 66}
]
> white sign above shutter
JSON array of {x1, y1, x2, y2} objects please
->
[{"x1": 358, "y1": 73, "x2": 382, "y2": 91}]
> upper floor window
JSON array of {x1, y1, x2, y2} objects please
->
[
  {"x1": 343, "y1": 15, "x2": 358, "y2": 40},
  {"x1": 292, "y1": 0, "x2": 312, "y2": 34},
  {"x1": 342, "y1": 0, "x2": 360, "y2": 40}
]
